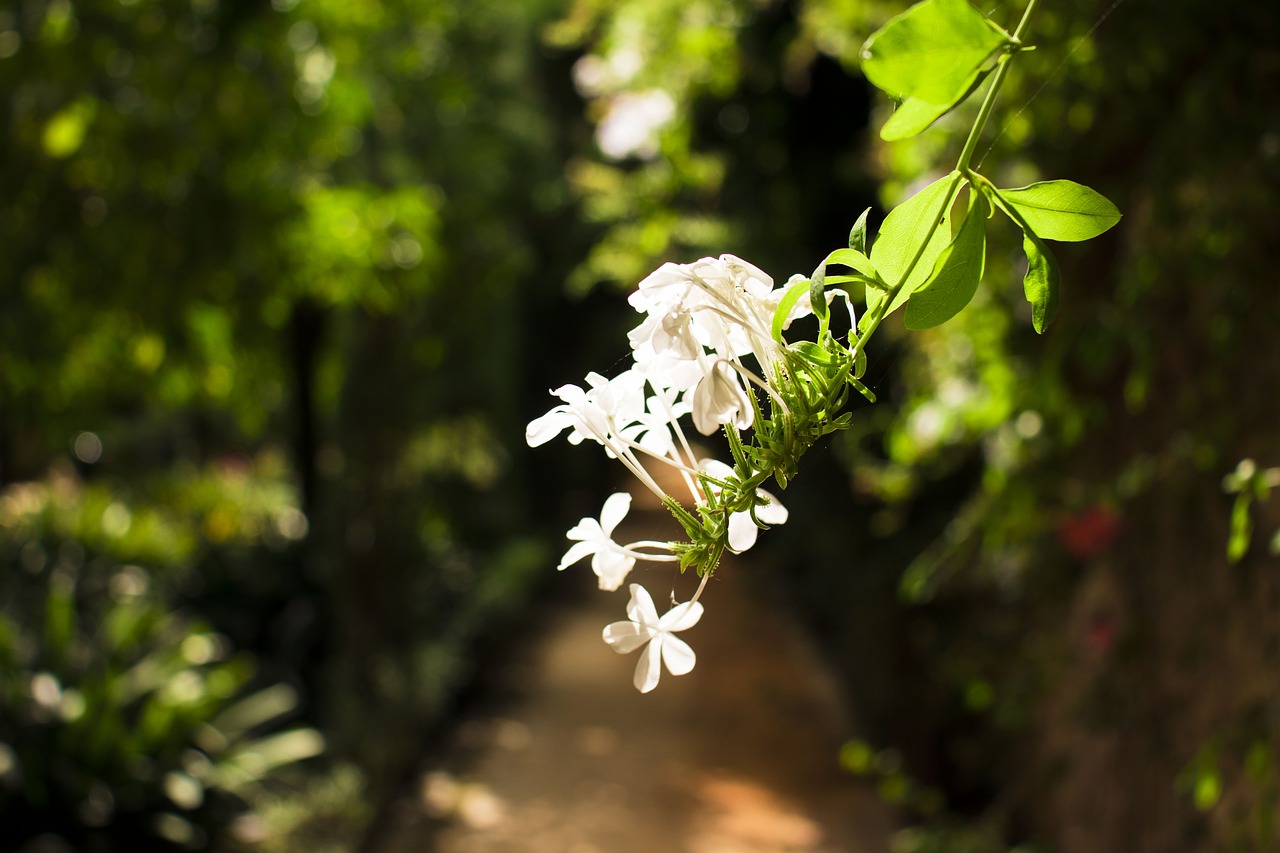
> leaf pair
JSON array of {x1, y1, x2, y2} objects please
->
[
  {"x1": 983, "y1": 179, "x2": 1122, "y2": 332},
  {"x1": 865, "y1": 173, "x2": 962, "y2": 323},
  {"x1": 864, "y1": 175, "x2": 1121, "y2": 333},
  {"x1": 860, "y1": 0, "x2": 1016, "y2": 140}
]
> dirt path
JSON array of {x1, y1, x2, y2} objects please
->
[{"x1": 376, "y1": 508, "x2": 893, "y2": 853}]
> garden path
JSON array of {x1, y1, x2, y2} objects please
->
[{"x1": 375, "y1": 501, "x2": 893, "y2": 853}]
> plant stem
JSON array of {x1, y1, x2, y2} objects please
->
[
  {"x1": 692, "y1": 0, "x2": 1044, "y2": 578},
  {"x1": 958, "y1": 0, "x2": 1039, "y2": 172},
  {"x1": 854, "y1": 0, "x2": 1040, "y2": 358},
  {"x1": 851, "y1": 172, "x2": 964, "y2": 357}
]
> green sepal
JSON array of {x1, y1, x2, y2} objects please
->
[
  {"x1": 662, "y1": 495, "x2": 704, "y2": 541},
  {"x1": 860, "y1": 0, "x2": 1011, "y2": 104},
  {"x1": 791, "y1": 340, "x2": 838, "y2": 366},
  {"x1": 997, "y1": 179, "x2": 1122, "y2": 242},
  {"x1": 849, "y1": 375, "x2": 877, "y2": 403},
  {"x1": 904, "y1": 194, "x2": 987, "y2": 329}
]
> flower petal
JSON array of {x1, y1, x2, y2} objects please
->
[
  {"x1": 727, "y1": 510, "x2": 759, "y2": 553},
  {"x1": 720, "y1": 254, "x2": 773, "y2": 297},
  {"x1": 691, "y1": 361, "x2": 754, "y2": 436},
  {"x1": 603, "y1": 620, "x2": 654, "y2": 654},
  {"x1": 592, "y1": 549, "x2": 636, "y2": 591},
  {"x1": 525, "y1": 409, "x2": 571, "y2": 447},
  {"x1": 657, "y1": 600, "x2": 703, "y2": 633},
  {"x1": 625, "y1": 583, "x2": 660, "y2": 627},
  {"x1": 564, "y1": 517, "x2": 604, "y2": 543},
  {"x1": 598, "y1": 492, "x2": 632, "y2": 537},
  {"x1": 699, "y1": 458, "x2": 735, "y2": 483},
  {"x1": 634, "y1": 637, "x2": 663, "y2": 693},
  {"x1": 557, "y1": 540, "x2": 597, "y2": 571},
  {"x1": 659, "y1": 634, "x2": 697, "y2": 677},
  {"x1": 755, "y1": 490, "x2": 789, "y2": 525}
]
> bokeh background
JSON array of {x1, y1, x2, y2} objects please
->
[{"x1": 3, "y1": 0, "x2": 1279, "y2": 849}]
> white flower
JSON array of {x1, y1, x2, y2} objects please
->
[
  {"x1": 525, "y1": 370, "x2": 645, "y2": 451},
  {"x1": 631, "y1": 335, "x2": 705, "y2": 394},
  {"x1": 691, "y1": 360, "x2": 754, "y2": 435},
  {"x1": 602, "y1": 584, "x2": 703, "y2": 693},
  {"x1": 628, "y1": 261, "x2": 695, "y2": 314},
  {"x1": 700, "y1": 459, "x2": 789, "y2": 552},
  {"x1": 619, "y1": 389, "x2": 690, "y2": 457},
  {"x1": 716, "y1": 254, "x2": 774, "y2": 299},
  {"x1": 559, "y1": 493, "x2": 637, "y2": 591}
]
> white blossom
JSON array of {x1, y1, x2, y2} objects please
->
[
  {"x1": 619, "y1": 389, "x2": 691, "y2": 458},
  {"x1": 691, "y1": 360, "x2": 754, "y2": 435},
  {"x1": 700, "y1": 459, "x2": 789, "y2": 553},
  {"x1": 558, "y1": 493, "x2": 637, "y2": 591},
  {"x1": 525, "y1": 370, "x2": 645, "y2": 452},
  {"x1": 602, "y1": 584, "x2": 703, "y2": 693}
]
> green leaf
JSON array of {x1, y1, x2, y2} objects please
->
[
  {"x1": 771, "y1": 276, "x2": 813, "y2": 342},
  {"x1": 821, "y1": 248, "x2": 878, "y2": 279},
  {"x1": 809, "y1": 263, "x2": 830, "y2": 325},
  {"x1": 860, "y1": 0, "x2": 1010, "y2": 104},
  {"x1": 868, "y1": 174, "x2": 961, "y2": 320},
  {"x1": 1022, "y1": 232, "x2": 1060, "y2": 333},
  {"x1": 881, "y1": 97, "x2": 955, "y2": 141},
  {"x1": 849, "y1": 375, "x2": 877, "y2": 403},
  {"x1": 880, "y1": 69, "x2": 989, "y2": 141},
  {"x1": 792, "y1": 340, "x2": 837, "y2": 366},
  {"x1": 999, "y1": 180, "x2": 1122, "y2": 242},
  {"x1": 1194, "y1": 769, "x2": 1223, "y2": 811},
  {"x1": 904, "y1": 195, "x2": 987, "y2": 329},
  {"x1": 849, "y1": 208, "x2": 872, "y2": 254}
]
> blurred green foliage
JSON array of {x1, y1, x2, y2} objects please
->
[
  {"x1": 3, "y1": 0, "x2": 589, "y2": 846},
  {"x1": 0, "y1": 467, "x2": 322, "y2": 849},
  {"x1": 5, "y1": 0, "x2": 1279, "y2": 847}
]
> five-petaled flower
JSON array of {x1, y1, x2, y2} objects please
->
[
  {"x1": 559, "y1": 492, "x2": 638, "y2": 591},
  {"x1": 603, "y1": 584, "x2": 703, "y2": 693}
]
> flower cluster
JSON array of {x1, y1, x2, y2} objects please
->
[{"x1": 528, "y1": 254, "x2": 857, "y2": 692}]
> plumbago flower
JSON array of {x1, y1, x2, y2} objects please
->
[
  {"x1": 603, "y1": 584, "x2": 703, "y2": 693},
  {"x1": 558, "y1": 493, "x2": 679, "y2": 591},
  {"x1": 527, "y1": 251, "x2": 850, "y2": 692}
]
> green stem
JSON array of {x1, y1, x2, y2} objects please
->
[
  {"x1": 852, "y1": 171, "x2": 964, "y2": 356},
  {"x1": 955, "y1": 0, "x2": 1038, "y2": 172},
  {"x1": 955, "y1": 62, "x2": 1010, "y2": 174},
  {"x1": 971, "y1": 172, "x2": 1039, "y2": 240},
  {"x1": 853, "y1": 0, "x2": 1040, "y2": 359}
]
